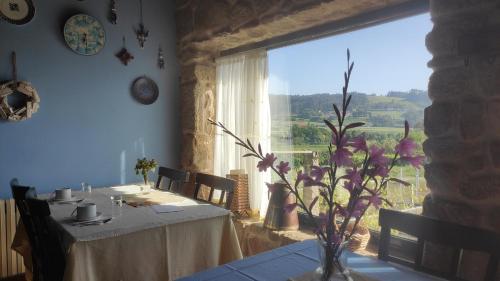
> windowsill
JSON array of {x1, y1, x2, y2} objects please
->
[{"x1": 233, "y1": 211, "x2": 418, "y2": 261}]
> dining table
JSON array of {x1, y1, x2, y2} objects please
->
[
  {"x1": 12, "y1": 184, "x2": 243, "y2": 281},
  {"x1": 177, "y1": 239, "x2": 445, "y2": 281}
]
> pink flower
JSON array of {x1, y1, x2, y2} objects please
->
[
  {"x1": 257, "y1": 153, "x2": 277, "y2": 172},
  {"x1": 371, "y1": 164, "x2": 389, "y2": 177},
  {"x1": 311, "y1": 166, "x2": 328, "y2": 182},
  {"x1": 395, "y1": 138, "x2": 417, "y2": 157},
  {"x1": 349, "y1": 136, "x2": 367, "y2": 153},
  {"x1": 346, "y1": 168, "x2": 362, "y2": 185},
  {"x1": 332, "y1": 134, "x2": 348, "y2": 147},
  {"x1": 369, "y1": 195, "x2": 383, "y2": 209},
  {"x1": 331, "y1": 148, "x2": 353, "y2": 167},
  {"x1": 351, "y1": 201, "x2": 366, "y2": 218},
  {"x1": 400, "y1": 155, "x2": 425, "y2": 168},
  {"x1": 343, "y1": 168, "x2": 362, "y2": 193},
  {"x1": 295, "y1": 170, "x2": 313, "y2": 187},
  {"x1": 284, "y1": 203, "x2": 298, "y2": 213},
  {"x1": 369, "y1": 145, "x2": 389, "y2": 166},
  {"x1": 276, "y1": 161, "x2": 291, "y2": 174},
  {"x1": 343, "y1": 181, "x2": 354, "y2": 193},
  {"x1": 337, "y1": 201, "x2": 365, "y2": 218}
]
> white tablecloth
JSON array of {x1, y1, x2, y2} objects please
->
[{"x1": 13, "y1": 185, "x2": 243, "y2": 281}]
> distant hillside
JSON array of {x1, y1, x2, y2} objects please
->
[{"x1": 269, "y1": 89, "x2": 430, "y2": 128}]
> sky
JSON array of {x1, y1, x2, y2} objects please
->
[{"x1": 268, "y1": 13, "x2": 433, "y2": 96}]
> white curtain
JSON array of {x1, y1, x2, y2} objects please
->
[{"x1": 214, "y1": 50, "x2": 271, "y2": 217}]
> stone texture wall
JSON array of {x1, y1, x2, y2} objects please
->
[
  {"x1": 424, "y1": 0, "x2": 500, "y2": 279},
  {"x1": 175, "y1": 0, "x2": 412, "y2": 173},
  {"x1": 424, "y1": 0, "x2": 500, "y2": 234}
]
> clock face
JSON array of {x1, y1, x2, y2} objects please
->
[{"x1": 64, "y1": 14, "x2": 105, "y2": 56}]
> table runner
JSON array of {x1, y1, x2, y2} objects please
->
[{"x1": 12, "y1": 185, "x2": 243, "y2": 281}]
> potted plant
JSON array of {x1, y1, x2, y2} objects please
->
[
  {"x1": 210, "y1": 50, "x2": 424, "y2": 281},
  {"x1": 134, "y1": 158, "x2": 158, "y2": 186}
]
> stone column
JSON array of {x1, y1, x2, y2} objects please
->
[
  {"x1": 178, "y1": 45, "x2": 217, "y2": 197},
  {"x1": 303, "y1": 152, "x2": 320, "y2": 215},
  {"x1": 179, "y1": 48, "x2": 217, "y2": 174},
  {"x1": 424, "y1": 0, "x2": 500, "y2": 279}
]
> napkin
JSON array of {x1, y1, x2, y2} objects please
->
[{"x1": 151, "y1": 204, "x2": 184, "y2": 214}]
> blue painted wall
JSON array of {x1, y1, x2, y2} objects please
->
[{"x1": 0, "y1": 0, "x2": 180, "y2": 198}]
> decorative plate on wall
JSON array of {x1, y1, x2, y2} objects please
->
[
  {"x1": 0, "y1": 0, "x2": 35, "y2": 25},
  {"x1": 132, "y1": 76, "x2": 159, "y2": 105},
  {"x1": 63, "y1": 14, "x2": 105, "y2": 56}
]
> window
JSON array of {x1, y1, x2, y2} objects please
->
[{"x1": 268, "y1": 13, "x2": 432, "y2": 230}]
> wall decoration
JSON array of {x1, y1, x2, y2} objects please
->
[
  {"x1": 116, "y1": 37, "x2": 134, "y2": 65},
  {"x1": 157, "y1": 46, "x2": 165, "y2": 69},
  {"x1": 131, "y1": 76, "x2": 158, "y2": 105},
  {"x1": 134, "y1": 0, "x2": 149, "y2": 49},
  {"x1": 109, "y1": 0, "x2": 117, "y2": 25},
  {"x1": 64, "y1": 14, "x2": 106, "y2": 56},
  {"x1": 0, "y1": 52, "x2": 40, "y2": 122},
  {"x1": 0, "y1": 0, "x2": 35, "y2": 25}
]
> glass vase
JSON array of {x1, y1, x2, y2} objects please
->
[{"x1": 314, "y1": 240, "x2": 352, "y2": 281}]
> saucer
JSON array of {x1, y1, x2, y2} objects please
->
[{"x1": 73, "y1": 212, "x2": 103, "y2": 222}]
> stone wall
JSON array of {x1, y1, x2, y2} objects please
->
[
  {"x1": 175, "y1": 0, "x2": 413, "y2": 173},
  {"x1": 424, "y1": 0, "x2": 500, "y2": 234},
  {"x1": 424, "y1": 0, "x2": 500, "y2": 279}
]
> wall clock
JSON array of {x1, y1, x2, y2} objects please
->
[
  {"x1": 131, "y1": 76, "x2": 159, "y2": 105},
  {"x1": 63, "y1": 14, "x2": 105, "y2": 56},
  {"x1": 0, "y1": 0, "x2": 35, "y2": 25}
]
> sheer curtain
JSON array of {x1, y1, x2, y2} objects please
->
[{"x1": 214, "y1": 50, "x2": 271, "y2": 217}]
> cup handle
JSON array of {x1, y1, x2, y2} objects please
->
[{"x1": 70, "y1": 207, "x2": 77, "y2": 217}]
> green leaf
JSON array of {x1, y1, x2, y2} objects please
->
[
  {"x1": 242, "y1": 153, "x2": 257, "y2": 158},
  {"x1": 333, "y1": 104, "x2": 341, "y2": 122},
  {"x1": 404, "y1": 120, "x2": 409, "y2": 139},
  {"x1": 344, "y1": 122, "x2": 365, "y2": 130},
  {"x1": 388, "y1": 178, "x2": 411, "y2": 186},
  {"x1": 324, "y1": 119, "x2": 338, "y2": 138}
]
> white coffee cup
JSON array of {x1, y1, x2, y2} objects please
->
[
  {"x1": 55, "y1": 188, "x2": 72, "y2": 201},
  {"x1": 75, "y1": 203, "x2": 97, "y2": 220}
]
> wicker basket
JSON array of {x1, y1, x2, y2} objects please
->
[
  {"x1": 346, "y1": 222, "x2": 371, "y2": 252},
  {"x1": 226, "y1": 171, "x2": 250, "y2": 215}
]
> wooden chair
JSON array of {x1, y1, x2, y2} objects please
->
[
  {"x1": 193, "y1": 173, "x2": 236, "y2": 210},
  {"x1": 155, "y1": 166, "x2": 189, "y2": 192},
  {"x1": 10, "y1": 178, "x2": 37, "y2": 225},
  {"x1": 23, "y1": 199, "x2": 66, "y2": 281},
  {"x1": 378, "y1": 208, "x2": 500, "y2": 281}
]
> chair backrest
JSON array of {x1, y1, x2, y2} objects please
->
[
  {"x1": 155, "y1": 166, "x2": 189, "y2": 192},
  {"x1": 378, "y1": 208, "x2": 500, "y2": 281},
  {"x1": 194, "y1": 173, "x2": 236, "y2": 210},
  {"x1": 23, "y1": 199, "x2": 66, "y2": 281},
  {"x1": 10, "y1": 178, "x2": 37, "y2": 226}
]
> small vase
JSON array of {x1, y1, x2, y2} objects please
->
[{"x1": 314, "y1": 240, "x2": 352, "y2": 281}]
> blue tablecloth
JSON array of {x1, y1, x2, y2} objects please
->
[{"x1": 177, "y1": 240, "x2": 444, "y2": 281}]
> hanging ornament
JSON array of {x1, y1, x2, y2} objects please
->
[
  {"x1": 134, "y1": 0, "x2": 149, "y2": 49},
  {"x1": 158, "y1": 46, "x2": 165, "y2": 69},
  {"x1": 109, "y1": 0, "x2": 117, "y2": 25},
  {"x1": 116, "y1": 36, "x2": 134, "y2": 65}
]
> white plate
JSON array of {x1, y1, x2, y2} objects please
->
[
  {"x1": 51, "y1": 196, "x2": 81, "y2": 203},
  {"x1": 73, "y1": 212, "x2": 103, "y2": 222}
]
